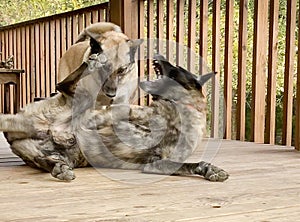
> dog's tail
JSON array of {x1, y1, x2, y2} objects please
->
[{"x1": 0, "y1": 114, "x2": 35, "y2": 134}]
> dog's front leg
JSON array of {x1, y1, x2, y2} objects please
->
[
  {"x1": 35, "y1": 155, "x2": 75, "y2": 181},
  {"x1": 142, "y1": 160, "x2": 229, "y2": 182}
]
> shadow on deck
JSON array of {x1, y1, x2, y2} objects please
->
[{"x1": 1, "y1": 133, "x2": 300, "y2": 221}]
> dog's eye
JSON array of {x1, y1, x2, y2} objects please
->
[{"x1": 117, "y1": 66, "x2": 128, "y2": 75}]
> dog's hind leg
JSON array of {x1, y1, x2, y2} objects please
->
[
  {"x1": 142, "y1": 160, "x2": 229, "y2": 182},
  {"x1": 0, "y1": 114, "x2": 35, "y2": 135},
  {"x1": 11, "y1": 139, "x2": 75, "y2": 181}
]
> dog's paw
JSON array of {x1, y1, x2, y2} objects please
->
[
  {"x1": 51, "y1": 163, "x2": 75, "y2": 181},
  {"x1": 195, "y1": 161, "x2": 229, "y2": 182},
  {"x1": 204, "y1": 164, "x2": 229, "y2": 182}
]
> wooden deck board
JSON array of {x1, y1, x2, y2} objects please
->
[{"x1": 0, "y1": 133, "x2": 300, "y2": 221}]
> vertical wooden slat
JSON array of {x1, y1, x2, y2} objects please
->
[
  {"x1": 50, "y1": 20, "x2": 56, "y2": 92},
  {"x1": 45, "y1": 21, "x2": 50, "y2": 97},
  {"x1": 11, "y1": 29, "x2": 16, "y2": 113},
  {"x1": 251, "y1": 0, "x2": 269, "y2": 143},
  {"x1": 237, "y1": 0, "x2": 248, "y2": 141},
  {"x1": 30, "y1": 25, "x2": 36, "y2": 101},
  {"x1": 147, "y1": 0, "x2": 154, "y2": 76},
  {"x1": 39, "y1": 22, "x2": 45, "y2": 98},
  {"x1": 130, "y1": 0, "x2": 139, "y2": 40},
  {"x1": 12, "y1": 29, "x2": 16, "y2": 69},
  {"x1": 110, "y1": 0, "x2": 133, "y2": 38},
  {"x1": 187, "y1": 0, "x2": 196, "y2": 73},
  {"x1": 146, "y1": 0, "x2": 154, "y2": 104},
  {"x1": 0, "y1": 31, "x2": 3, "y2": 60},
  {"x1": 199, "y1": 0, "x2": 208, "y2": 76},
  {"x1": 92, "y1": 10, "x2": 99, "y2": 23},
  {"x1": 176, "y1": 0, "x2": 184, "y2": 67},
  {"x1": 61, "y1": 18, "x2": 67, "y2": 55},
  {"x1": 85, "y1": 12, "x2": 92, "y2": 28},
  {"x1": 78, "y1": 14, "x2": 84, "y2": 33},
  {"x1": 282, "y1": 0, "x2": 297, "y2": 146},
  {"x1": 138, "y1": 0, "x2": 145, "y2": 105},
  {"x1": 4, "y1": 30, "x2": 9, "y2": 111},
  {"x1": 296, "y1": 5, "x2": 300, "y2": 150},
  {"x1": 6, "y1": 30, "x2": 11, "y2": 60},
  {"x1": 21, "y1": 27, "x2": 26, "y2": 107},
  {"x1": 266, "y1": 0, "x2": 279, "y2": 144},
  {"x1": 66, "y1": 17, "x2": 72, "y2": 50},
  {"x1": 55, "y1": 19, "x2": 61, "y2": 83},
  {"x1": 211, "y1": 0, "x2": 221, "y2": 138},
  {"x1": 25, "y1": 26, "x2": 31, "y2": 103},
  {"x1": 0, "y1": 31, "x2": 4, "y2": 112},
  {"x1": 99, "y1": 9, "x2": 106, "y2": 22},
  {"x1": 72, "y1": 15, "x2": 78, "y2": 44},
  {"x1": 166, "y1": 0, "x2": 174, "y2": 63},
  {"x1": 224, "y1": 0, "x2": 234, "y2": 139},
  {"x1": 34, "y1": 23, "x2": 40, "y2": 98},
  {"x1": 16, "y1": 28, "x2": 21, "y2": 69},
  {"x1": 16, "y1": 28, "x2": 22, "y2": 107},
  {"x1": 156, "y1": 0, "x2": 164, "y2": 54}
]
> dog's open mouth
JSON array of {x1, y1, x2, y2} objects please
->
[{"x1": 152, "y1": 59, "x2": 163, "y2": 79}]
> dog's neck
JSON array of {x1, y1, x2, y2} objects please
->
[{"x1": 169, "y1": 90, "x2": 206, "y2": 113}]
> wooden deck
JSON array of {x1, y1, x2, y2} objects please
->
[{"x1": 1, "y1": 133, "x2": 300, "y2": 221}]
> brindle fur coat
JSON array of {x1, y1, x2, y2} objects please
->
[{"x1": 0, "y1": 39, "x2": 229, "y2": 182}]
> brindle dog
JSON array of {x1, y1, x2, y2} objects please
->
[
  {"x1": 0, "y1": 37, "x2": 228, "y2": 181},
  {"x1": 75, "y1": 55, "x2": 229, "y2": 182}
]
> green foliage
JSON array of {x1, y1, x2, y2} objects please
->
[{"x1": 0, "y1": 0, "x2": 107, "y2": 26}]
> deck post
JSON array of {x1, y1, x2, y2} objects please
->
[
  {"x1": 282, "y1": 0, "x2": 297, "y2": 146},
  {"x1": 296, "y1": 4, "x2": 300, "y2": 151},
  {"x1": 109, "y1": 0, "x2": 139, "y2": 39},
  {"x1": 251, "y1": 0, "x2": 268, "y2": 143}
]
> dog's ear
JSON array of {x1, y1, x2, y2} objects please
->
[
  {"x1": 129, "y1": 39, "x2": 143, "y2": 62},
  {"x1": 56, "y1": 62, "x2": 88, "y2": 96},
  {"x1": 90, "y1": 37, "x2": 103, "y2": 54},
  {"x1": 198, "y1": 72, "x2": 216, "y2": 86}
]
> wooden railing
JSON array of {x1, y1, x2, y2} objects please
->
[
  {"x1": 0, "y1": 0, "x2": 299, "y2": 150},
  {"x1": 112, "y1": 0, "x2": 300, "y2": 150},
  {"x1": 0, "y1": 2, "x2": 108, "y2": 108}
]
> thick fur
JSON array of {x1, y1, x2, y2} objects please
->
[
  {"x1": 0, "y1": 49, "x2": 228, "y2": 181},
  {"x1": 0, "y1": 44, "x2": 228, "y2": 181},
  {"x1": 58, "y1": 22, "x2": 141, "y2": 105},
  {"x1": 75, "y1": 22, "x2": 122, "y2": 43},
  {"x1": 0, "y1": 36, "x2": 141, "y2": 181},
  {"x1": 75, "y1": 55, "x2": 229, "y2": 182}
]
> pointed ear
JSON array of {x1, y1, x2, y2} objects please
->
[
  {"x1": 198, "y1": 72, "x2": 216, "y2": 86},
  {"x1": 56, "y1": 62, "x2": 88, "y2": 96},
  {"x1": 131, "y1": 39, "x2": 144, "y2": 47},
  {"x1": 89, "y1": 36, "x2": 103, "y2": 54},
  {"x1": 129, "y1": 39, "x2": 143, "y2": 63}
]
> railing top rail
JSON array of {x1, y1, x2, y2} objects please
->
[{"x1": 0, "y1": 2, "x2": 109, "y2": 31}]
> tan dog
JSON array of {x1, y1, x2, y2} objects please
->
[
  {"x1": 58, "y1": 22, "x2": 142, "y2": 105},
  {"x1": 0, "y1": 37, "x2": 142, "y2": 181}
]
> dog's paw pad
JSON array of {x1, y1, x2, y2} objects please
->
[
  {"x1": 204, "y1": 165, "x2": 229, "y2": 182},
  {"x1": 51, "y1": 163, "x2": 75, "y2": 181}
]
